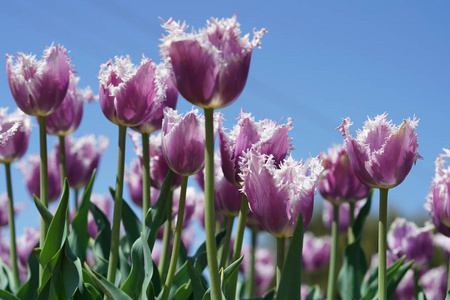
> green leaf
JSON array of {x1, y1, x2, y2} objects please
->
[
  {"x1": 89, "y1": 201, "x2": 112, "y2": 275},
  {"x1": 189, "y1": 230, "x2": 226, "y2": 273},
  {"x1": 32, "y1": 195, "x2": 53, "y2": 226},
  {"x1": 277, "y1": 212, "x2": 304, "y2": 300},
  {"x1": 0, "y1": 256, "x2": 14, "y2": 291},
  {"x1": 121, "y1": 235, "x2": 154, "y2": 300},
  {"x1": 445, "y1": 289, "x2": 450, "y2": 300},
  {"x1": 69, "y1": 170, "x2": 96, "y2": 263},
  {"x1": 62, "y1": 243, "x2": 84, "y2": 298},
  {"x1": 40, "y1": 179, "x2": 70, "y2": 267},
  {"x1": 17, "y1": 248, "x2": 39, "y2": 300},
  {"x1": 145, "y1": 170, "x2": 173, "y2": 249},
  {"x1": 84, "y1": 263, "x2": 133, "y2": 300},
  {"x1": 109, "y1": 187, "x2": 142, "y2": 245},
  {"x1": 186, "y1": 261, "x2": 207, "y2": 300},
  {"x1": 0, "y1": 289, "x2": 21, "y2": 300},
  {"x1": 304, "y1": 285, "x2": 323, "y2": 300},
  {"x1": 352, "y1": 190, "x2": 372, "y2": 242},
  {"x1": 387, "y1": 260, "x2": 413, "y2": 299},
  {"x1": 222, "y1": 256, "x2": 244, "y2": 287},
  {"x1": 338, "y1": 241, "x2": 367, "y2": 300},
  {"x1": 262, "y1": 289, "x2": 276, "y2": 300},
  {"x1": 174, "y1": 283, "x2": 191, "y2": 300}
]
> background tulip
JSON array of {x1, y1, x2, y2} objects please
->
[{"x1": 0, "y1": 108, "x2": 31, "y2": 163}]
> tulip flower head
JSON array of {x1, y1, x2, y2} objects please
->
[
  {"x1": 302, "y1": 231, "x2": 331, "y2": 271},
  {"x1": 387, "y1": 218, "x2": 433, "y2": 268},
  {"x1": 131, "y1": 64, "x2": 178, "y2": 134},
  {"x1": 162, "y1": 107, "x2": 209, "y2": 176},
  {"x1": 240, "y1": 246, "x2": 275, "y2": 296},
  {"x1": 18, "y1": 149, "x2": 61, "y2": 203},
  {"x1": 421, "y1": 266, "x2": 447, "y2": 300},
  {"x1": 160, "y1": 15, "x2": 267, "y2": 109},
  {"x1": 57, "y1": 135, "x2": 108, "y2": 190},
  {"x1": 240, "y1": 150, "x2": 323, "y2": 238},
  {"x1": 0, "y1": 108, "x2": 31, "y2": 163},
  {"x1": 0, "y1": 193, "x2": 25, "y2": 227},
  {"x1": 322, "y1": 200, "x2": 365, "y2": 233},
  {"x1": 6, "y1": 45, "x2": 72, "y2": 116},
  {"x1": 319, "y1": 144, "x2": 370, "y2": 204},
  {"x1": 125, "y1": 159, "x2": 161, "y2": 207},
  {"x1": 99, "y1": 55, "x2": 165, "y2": 127},
  {"x1": 46, "y1": 76, "x2": 95, "y2": 136},
  {"x1": 429, "y1": 148, "x2": 450, "y2": 232},
  {"x1": 220, "y1": 110, "x2": 293, "y2": 186},
  {"x1": 338, "y1": 113, "x2": 420, "y2": 189}
]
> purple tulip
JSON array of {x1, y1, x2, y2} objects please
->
[
  {"x1": 162, "y1": 108, "x2": 207, "y2": 176},
  {"x1": 128, "y1": 131, "x2": 182, "y2": 189},
  {"x1": 88, "y1": 194, "x2": 113, "y2": 238},
  {"x1": 421, "y1": 266, "x2": 447, "y2": 300},
  {"x1": 46, "y1": 76, "x2": 95, "y2": 136},
  {"x1": 125, "y1": 158, "x2": 161, "y2": 207},
  {"x1": 387, "y1": 218, "x2": 433, "y2": 268},
  {"x1": 241, "y1": 150, "x2": 323, "y2": 237},
  {"x1": 16, "y1": 227, "x2": 40, "y2": 264},
  {"x1": 18, "y1": 149, "x2": 61, "y2": 203},
  {"x1": 0, "y1": 108, "x2": 31, "y2": 163},
  {"x1": 322, "y1": 200, "x2": 365, "y2": 233},
  {"x1": 160, "y1": 16, "x2": 267, "y2": 109},
  {"x1": 0, "y1": 122, "x2": 19, "y2": 147},
  {"x1": 56, "y1": 135, "x2": 108, "y2": 190},
  {"x1": 429, "y1": 148, "x2": 450, "y2": 233},
  {"x1": 6, "y1": 45, "x2": 72, "y2": 117},
  {"x1": 319, "y1": 144, "x2": 370, "y2": 204},
  {"x1": 0, "y1": 194, "x2": 25, "y2": 227},
  {"x1": 219, "y1": 110, "x2": 293, "y2": 186},
  {"x1": 240, "y1": 245, "x2": 275, "y2": 297},
  {"x1": 131, "y1": 65, "x2": 178, "y2": 134},
  {"x1": 393, "y1": 269, "x2": 415, "y2": 300},
  {"x1": 302, "y1": 231, "x2": 331, "y2": 271},
  {"x1": 338, "y1": 113, "x2": 420, "y2": 189},
  {"x1": 99, "y1": 56, "x2": 165, "y2": 127}
]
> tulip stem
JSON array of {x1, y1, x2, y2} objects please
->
[
  {"x1": 203, "y1": 108, "x2": 222, "y2": 300},
  {"x1": 378, "y1": 188, "x2": 389, "y2": 300},
  {"x1": 58, "y1": 135, "x2": 67, "y2": 185},
  {"x1": 348, "y1": 202, "x2": 355, "y2": 244},
  {"x1": 246, "y1": 227, "x2": 258, "y2": 298},
  {"x1": 276, "y1": 237, "x2": 285, "y2": 291},
  {"x1": 159, "y1": 191, "x2": 173, "y2": 282},
  {"x1": 327, "y1": 203, "x2": 339, "y2": 300},
  {"x1": 161, "y1": 175, "x2": 188, "y2": 300},
  {"x1": 141, "y1": 132, "x2": 150, "y2": 230},
  {"x1": 219, "y1": 216, "x2": 234, "y2": 268},
  {"x1": 447, "y1": 259, "x2": 450, "y2": 293},
  {"x1": 228, "y1": 194, "x2": 249, "y2": 299},
  {"x1": 106, "y1": 125, "x2": 127, "y2": 287},
  {"x1": 4, "y1": 163, "x2": 20, "y2": 291},
  {"x1": 38, "y1": 115, "x2": 48, "y2": 285}
]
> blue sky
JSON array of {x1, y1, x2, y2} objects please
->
[{"x1": 1, "y1": 1, "x2": 450, "y2": 235}]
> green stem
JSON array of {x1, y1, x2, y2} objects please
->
[
  {"x1": 58, "y1": 135, "x2": 67, "y2": 185},
  {"x1": 246, "y1": 227, "x2": 258, "y2": 298},
  {"x1": 447, "y1": 259, "x2": 450, "y2": 295},
  {"x1": 161, "y1": 176, "x2": 188, "y2": 300},
  {"x1": 203, "y1": 108, "x2": 222, "y2": 300},
  {"x1": 106, "y1": 125, "x2": 127, "y2": 285},
  {"x1": 227, "y1": 194, "x2": 249, "y2": 299},
  {"x1": 4, "y1": 163, "x2": 20, "y2": 291},
  {"x1": 327, "y1": 203, "x2": 339, "y2": 300},
  {"x1": 413, "y1": 269, "x2": 420, "y2": 299},
  {"x1": 378, "y1": 188, "x2": 389, "y2": 300},
  {"x1": 348, "y1": 202, "x2": 355, "y2": 244},
  {"x1": 219, "y1": 216, "x2": 234, "y2": 268},
  {"x1": 38, "y1": 115, "x2": 48, "y2": 285},
  {"x1": 74, "y1": 188, "x2": 79, "y2": 211},
  {"x1": 276, "y1": 237, "x2": 285, "y2": 291},
  {"x1": 141, "y1": 133, "x2": 150, "y2": 230},
  {"x1": 158, "y1": 191, "x2": 173, "y2": 282}
]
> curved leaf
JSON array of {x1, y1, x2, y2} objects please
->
[{"x1": 84, "y1": 263, "x2": 132, "y2": 300}]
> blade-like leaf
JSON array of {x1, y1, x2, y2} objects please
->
[
  {"x1": 338, "y1": 241, "x2": 367, "y2": 300},
  {"x1": 222, "y1": 256, "x2": 244, "y2": 286},
  {"x1": 305, "y1": 285, "x2": 323, "y2": 300},
  {"x1": 186, "y1": 261, "x2": 207, "y2": 300},
  {"x1": 145, "y1": 170, "x2": 173, "y2": 249},
  {"x1": 32, "y1": 195, "x2": 53, "y2": 226},
  {"x1": 277, "y1": 212, "x2": 304, "y2": 300},
  {"x1": 352, "y1": 190, "x2": 372, "y2": 242},
  {"x1": 0, "y1": 289, "x2": 20, "y2": 300},
  {"x1": 189, "y1": 230, "x2": 226, "y2": 273},
  {"x1": 84, "y1": 263, "x2": 132, "y2": 300},
  {"x1": 40, "y1": 180, "x2": 70, "y2": 267},
  {"x1": 17, "y1": 248, "x2": 39, "y2": 300},
  {"x1": 90, "y1": 201, "x2": 112, "y2": 275},
  {"x1": 69, "y1": 170, "x2": 96, "y2": 262}
]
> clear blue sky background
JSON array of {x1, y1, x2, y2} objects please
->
[{"x1": 1, "y1": 1, "x2": 449, "y2": 235}]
